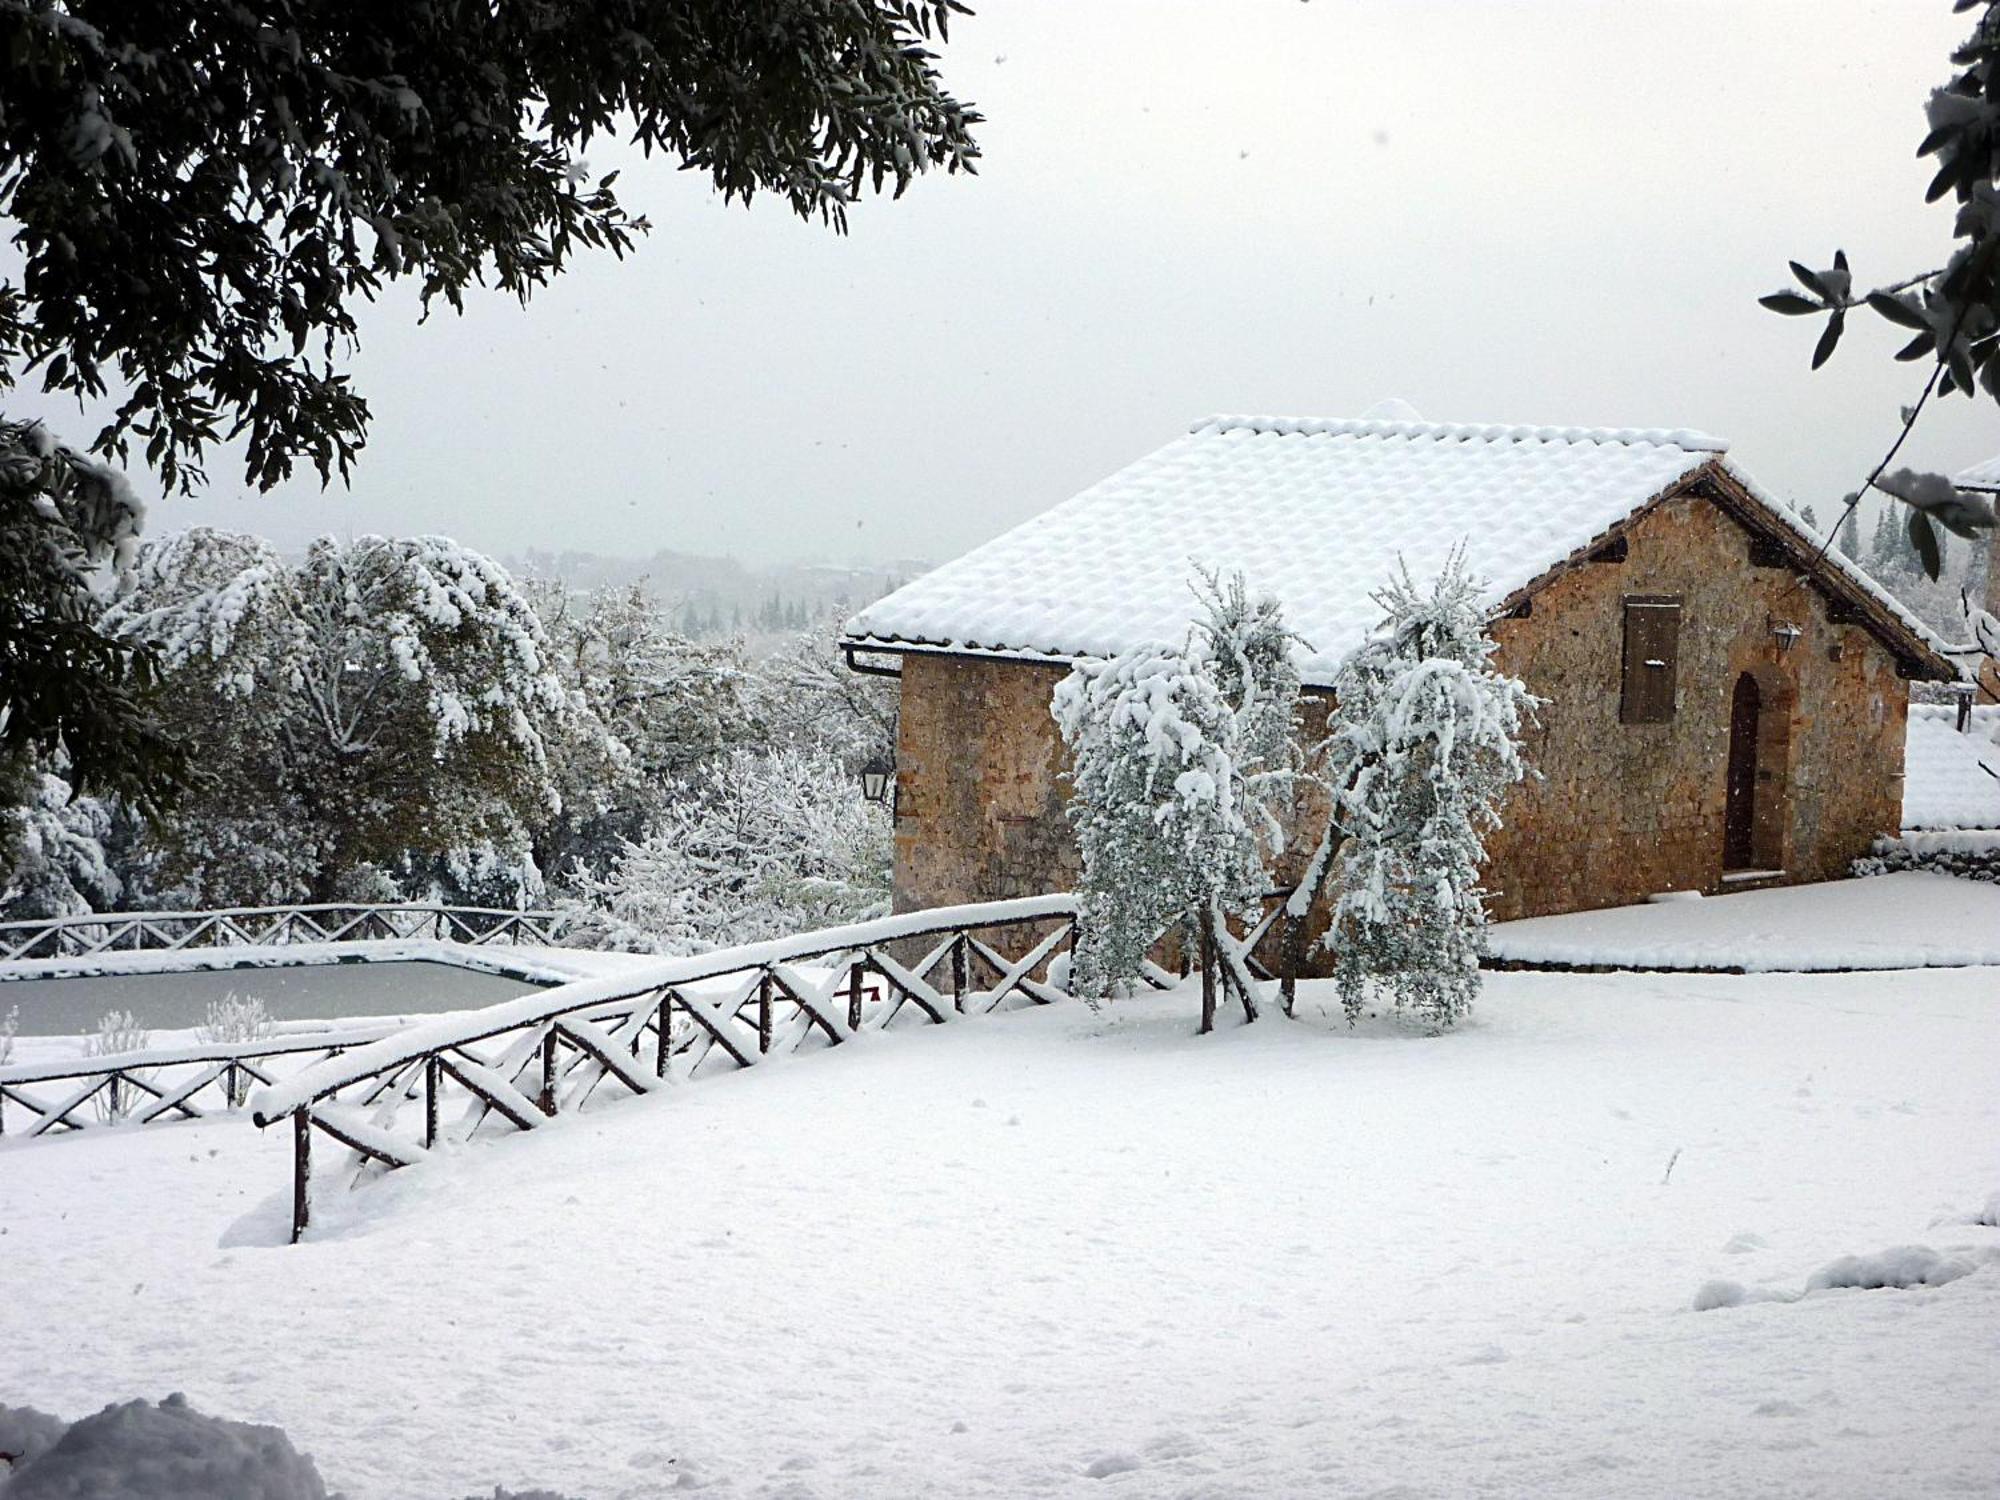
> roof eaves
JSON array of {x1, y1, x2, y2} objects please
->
[{"x1": 1704, "y1": 461, "x2": 1959, "y2": 680}]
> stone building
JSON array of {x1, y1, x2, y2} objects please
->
[{"x1": 841, "y1": 414, "x2": 1957, "y2": 924}]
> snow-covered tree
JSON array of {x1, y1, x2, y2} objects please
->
[
  {"x1": 105, "y1": 530, "x2": 574, "y2": 907},
  {"x1": 559, "y1": 744, "x2": 890, "y2": 954},
  {"x1": 752, "y1": 610, "x2": 900, "y2": 772},
  {"x1": 0, "y1": 419, "x2": 188, "y2": 814},
  {"x1": 1, "y1": 4, "x2": 976, "y2": 822},
  {"x1": 0, "y1": 766, "x2": 121, "y2": 921},
  {"x1": 1053, "y1": 573, "x2": 1300, "y2": 1031},
  {"x1": 530, "y1": 578, "x2": 765, "y2": 883},
  {"x1": 1291, "y1": 555, "x2": 1536, "y2": 1029}
]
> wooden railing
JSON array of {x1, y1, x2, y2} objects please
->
[
  {"x1": 0, "y1": 903, "x2": 564, "y2": 962},
  {"x1": 0, "y1": 1022, "x2": 408, "y2": 1138},
  {"x1": 249, "y1": 896, "x2": 1094, "y2": 1240}
]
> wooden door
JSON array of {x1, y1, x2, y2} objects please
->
[{"x1": 1723, "y1": 672, "x2": 1759, "y2": 870}]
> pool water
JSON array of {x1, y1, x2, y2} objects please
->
[{"x1": 1, "y1": 960, "x2": 547, "y2": 1037}]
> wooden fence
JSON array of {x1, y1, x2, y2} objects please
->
[
  {"x1": 0, "y1": 1022, "x2": 407, "y2": 1138},
  {"x1": 249, "y1": 896, "x2": 1095, "y2": 1240},
  {"x1": 0, "y1": 903, "x2": 564, "y2": 963}
]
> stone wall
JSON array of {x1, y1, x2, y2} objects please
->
[
  {"x1": 890, "y1": 653, "x2": 1078, "y2": 913},
  {"x1": 887, "y1": 488, "x2": 1915, "y2": 925},
  {"x1": 1480, "y1": 489, "x2": 1910, "y2": 919}
]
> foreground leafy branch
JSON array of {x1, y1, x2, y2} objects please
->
[{"x1": 1760, "y1": 0, "x2": 2000, "y2": 581}]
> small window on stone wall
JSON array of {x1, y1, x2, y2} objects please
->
[{"x1": 1620, "y1": 597, "x2": 1681, "y2": 724}]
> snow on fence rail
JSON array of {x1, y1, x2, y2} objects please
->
[
  {"x1": 0, "y1": 902, "x2": 564, "y2": 963},
  {"x1": 249, "y1": 895, "x2": 1104, "y2": 1241}
]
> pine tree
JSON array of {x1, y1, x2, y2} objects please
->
[
  {"x1": 1838, "y1": 499, "x2": 1863, "y2": 560},
  {"x1": 1289, "y1": 554, "x2": 1536, "y2": 1029}
]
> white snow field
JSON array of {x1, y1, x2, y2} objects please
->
[
  {"x1": 3, "y1": 967, "x2": 1997, "y2": 1499},
  {"x1": 1486, "y1": 870, "x2": 2000, "y2": 971}
]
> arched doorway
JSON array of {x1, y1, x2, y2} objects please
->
[{"x1": 1723, "y1": 668, "x2": 1792, "y2": 873}]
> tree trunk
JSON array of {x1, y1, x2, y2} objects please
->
[{"x1": 1197, "y1": 914, "x2": 1217, "y2": 1035}]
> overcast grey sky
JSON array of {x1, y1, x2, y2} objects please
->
[{"x1": 40, "y1": 0, "x2": 2000, "y2": 566}]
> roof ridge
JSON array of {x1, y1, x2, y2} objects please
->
[{"x1": 1191, "y1": 413, "x2": 1730, "y2": 453}]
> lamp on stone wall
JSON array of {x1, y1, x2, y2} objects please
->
[
  {"x1": 860, "y1": 755, "x2": 894, "y2": 805},
  {"x1": 1770, "y1": 621, "x2": 1803, "y2": 656},
  {"x1": 1950, "y1": 679, "x2": 1978, "y2": 733}
]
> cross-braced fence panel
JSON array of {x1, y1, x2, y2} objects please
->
[
  {"x1": 0, "y1": 903, "x2": 564, "y2": 962},
  {"x1": 249, "y1": 898, "x2": 1101, "y2": 1240}
]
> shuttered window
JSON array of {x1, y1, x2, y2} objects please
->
[{"x1": 1620, "y1": 597, "x2": 1681, "y2": 724}]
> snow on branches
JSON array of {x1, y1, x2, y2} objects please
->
[
  {"x1": 102, "y1": 530, "x2": 573, "y2": 907},
  {"x1": 1053, "y1": 571, "x2": 1300, "y2": 1029},
  {"x1": 559, "y1": 744, "x2": 891, "y2": 954},
  {"x1": 1296, "y1": 553, "x2": 1536, "y2": 1029}
]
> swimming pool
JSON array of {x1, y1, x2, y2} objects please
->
[{"x1": 2, "y1": 959, "x2": 548, "y2": 1036}]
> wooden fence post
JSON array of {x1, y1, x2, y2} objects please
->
[
  {"x1": 758, "y1": 974, "x2": 773, "y2": 1054},
  {"x1": 654, "y1": 993, "x2": 673, "y2": 1078},
  {"x1": 539, "y1": 1028, "x2": 559, "y2": 1116},
  {"x1": 291, "y1": 1108, "x2": 312, "y2": 1243},
  {"x1": 951, "y1": 937, "x2": 968, "y2": 1013},
  {"x1": 424, "y1": 1055, "x2": 441, "y2": 1149},
  {"x1": 847, "y1": 960, "x2": 865, "y2": 1032}
]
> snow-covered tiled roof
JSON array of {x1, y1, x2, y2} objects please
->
[
  {"x1": 844, "y1": 414, "x2": 1952, "y2": 686},
  {"x1": 1903, "y1": 704, "x2": 2000, "y2": 831},
  {"x1": 1952, "y1": 453, "x2": 2000, "y2": 493}
]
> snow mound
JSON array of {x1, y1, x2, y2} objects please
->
[
  {"x1": 1083, "y1": 1451, "x2": 1143, "y2": 1479},
  {"x1": 1804, "y1": 1245, "x2": 1977, "y2": 1293},
  {"x1": 1, "y1": 1394, "x2": 328, "y2": 1500},
  {"x1": 1690, "y1": 1279, "x2": 1794, "y2": 1311},
  {"x1": 0, "y1": 1406, "x2": 68, "y2": 1473}
]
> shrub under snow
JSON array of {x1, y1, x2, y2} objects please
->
[{"x1": 1804, "y1": 1244, "x2": 1979, "y2": 1292}]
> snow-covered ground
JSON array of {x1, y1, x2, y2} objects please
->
[
  {"x1": 3, "y1": 965, "x2": 1995, "y2": 1498},
  {"x1": 1486, "y1": 870, "x2": 2000, "y2": 971}
]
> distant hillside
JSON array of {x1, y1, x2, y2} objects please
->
[{"x1": 507, "y1": 546, "x2": 929, "y2": 643}]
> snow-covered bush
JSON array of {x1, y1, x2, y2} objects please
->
[
  {"x1": 197, "y1": 994, "x2": 272, "y2": 1106},
  {"x1": 83, "y1": 1010, "x2": 150, "y2": 1123},
  {"x1": 102, "y1": 530, "x2": 575, "y2": 907},
  {"x1": 1804, "y1": 1244, "x2": 1978, "y2": 1292},
  {"x1": 560, "y1": 744, "x2": 891, "y2": 953},
  {"x1": 1052, "y1": 572, "x2": 1299, "y2": 1029},
  {"x1": 1294, "y1": 554, "x2": 1536, "y2": 1029}
]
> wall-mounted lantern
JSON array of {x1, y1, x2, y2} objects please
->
[
  {"x1": 1771, "y1": 622, "x2": 1803, "y2": 657},
  {"x1": 1950, "y1": 679, "x2": 1978, "y2": 733},
  {"x1": 859, "y1": 755, "x2": 895, "y2": 805}
]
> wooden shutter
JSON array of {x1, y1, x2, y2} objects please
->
[{"x1": 1620, "y1": 598, "x2": 1681, "y2": 724}]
